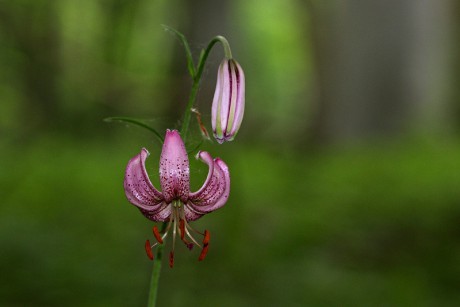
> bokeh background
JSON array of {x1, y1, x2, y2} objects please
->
[{"x1": 1, "y1": 0, "x2": 460, "y2": 306}]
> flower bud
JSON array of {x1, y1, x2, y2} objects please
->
[{"x1": 211, "y1": 59, "x2": 245, "y2": 143}]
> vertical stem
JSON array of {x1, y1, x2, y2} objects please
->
[
  {"x1": 145, "y1": 31, "x2": 234, "y2": 306},
  {"x1": 180, "y1": 79, "x2": 201, "y2": 143},
  {"x1": 146, "y1": 223, "x2": 167, "y2": 307}
]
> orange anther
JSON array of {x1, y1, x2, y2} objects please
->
[
  {"x1": 203, "y1": 230, "x2": 210, "y2": 245},
  {"x1": 145, "y1": 240, "x2": 154, "y2": 260},
  {"x1": 198, "y1": 244, "x2": 209, "y2": 261},
  {"x1": 152, "y1": 226, "x2": 163, "y2": 244}
]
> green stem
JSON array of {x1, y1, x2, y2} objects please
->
[
  {"x1": 215, "y1": 35, "x2": 233, "y2": 59},
  {"x1": 147, "y1": 222, "x2": 167, "y2": 307},
  {"x1": 180, "y1": 79, "x2": 201, "y2": 143},
  {"x1": 180, "y1": 36, "x2": 233, "y2": 141},
  {"x1": 145, "y1": 31, "x2": 234, "y2": 306}
]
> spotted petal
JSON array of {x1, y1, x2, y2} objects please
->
[
  {"x1": 140, "y1": 202, "x2": 171, "y2": 222},
  {"x1": 160, "y1": 130, "x2": 190, "y2": 203},
  {"x1": 186, "y1": 151, "x2": 230, "y2": 221},
  {"x1": 124, "y1": 148, "x2": 168, "y2": 216}
]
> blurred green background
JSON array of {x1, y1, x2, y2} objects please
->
[{"x1": 1, "y1": 0, "x2": 460, "y2": 306}]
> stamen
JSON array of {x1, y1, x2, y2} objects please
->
[
  {"x1": 145, "y1": 240, "x2": 154, "y2": 260},
  {"x1": 198, "y1": 244, "x2": 209, "y2": 261},
  {"x1": 168, "y1": 206, "x2": 179, "y2": 269},
  {"x1": 142, "y1": 203, "x2": 215, "y2": 266},
  {"x1": 178, "y1": 220, "x2": 194, "y2": 250},
  {"x1": 198, "y1": 230, "x2": 210, "y2": 261},
  {"x1": 184, "y1": 226, "x2": 202, "y2": 247},
  {"x1": 178, "y1": 205, "x2": 202, "y2": 248},
  {"x1": 203, "y1": 230, "x2": 210, "y2": 245},
  {"x1": 172, "y1": 208, "x2": 178, "y2": 251},
  {"x1": 152, "y1": 226, "x2": 163, "y2": 244},
  {"x1": 169, "y1": 251, "x2": 174, "y2": 268},
  {"x1": 179, "y1": 219, "x2": 185, "y2": 240}
]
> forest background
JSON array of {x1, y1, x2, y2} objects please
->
[{"x1": 1, "y1": 0, "x2": 460, "y2": 306}]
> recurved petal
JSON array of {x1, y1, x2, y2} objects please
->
[
  {"x1": 187, "y1": 151, "x2": 230, "y2": 219},
  {"x1": 140, "y1": 202, "x2": 172, "y2": 222},
  {"x1": 183, "y1": 205, "x2": 204, "y2": 222},
  {"x1": 124, "y1": 148, "x2": 166, "y2": 214}
]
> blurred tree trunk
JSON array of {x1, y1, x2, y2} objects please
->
[
  {"x1": 164, "y1": 0, "x2": 231, "y2": 127},
  {"x1": 309, "y1": 0, "x2": 454, "y2": 144},
  {"x1": 0, "y1": 1, "x2": 61, "y2": 135},
  {"x1": 101, "y1": 0, "x2": 143, "y2": 111},
  {"x1": 453, "y1": 1, "x2": 460, "y2": 128}
]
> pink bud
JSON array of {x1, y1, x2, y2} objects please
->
[{"x1": 211, "y1": 59, "x2": 245, "y2": 143}]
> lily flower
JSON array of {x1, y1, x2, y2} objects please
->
[
  {"x1": 124, "y1": 129, "x2": 230, "y2": 267},
  {"x1": 212, "y1": 58, "x2": 245, "y2": 143}
]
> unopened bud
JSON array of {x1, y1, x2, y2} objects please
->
[{"x1": 212, "y1": 59, "x2": 245, "y2": 143}]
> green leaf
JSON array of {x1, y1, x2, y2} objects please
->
[
  {"x1": 162, "y1": 24, "x2": 196, "y2": 78},
  {"x1": 104, "y1": 117, "x2": 164, "y2": 144}
]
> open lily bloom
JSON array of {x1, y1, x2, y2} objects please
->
[{"x1": 124, "y1": 129, "x2": 230, "y2": 267}]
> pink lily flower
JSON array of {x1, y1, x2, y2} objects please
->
[{"x1": 124, "y1": 129, "x2": 230, "y2": 267}]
